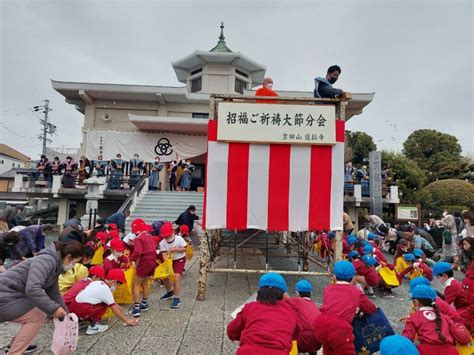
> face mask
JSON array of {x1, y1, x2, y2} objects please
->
[
  {"x1": 265, "y1": 83, "x2": 273, "y2": 89},
  {"x1": 112, "y1": 251, "x2": 123, "y2": 258},
  {"x1": 63, "y1": 263, "x2": 75, "y2": 271},
  {"x1": 134, "y1": 156, "x2": 138, "y2": 159},
  {"x1": 155, "y1": 159, "x2": 160, "y2": 163},
  {"x1": 328, "y1": 77, "x2": 337, "y2": 84}
]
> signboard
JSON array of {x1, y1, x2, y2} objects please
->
[
  {"x1": 369, "y1": 151, "x2": 383, "y2": 217},
  {"x1": 217, "y1": 102, "x2": 336, "y2": 145},
  {"x1": 395, "y1": 204, "x2": 420, "y2": 221}
]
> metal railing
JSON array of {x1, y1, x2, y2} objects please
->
[{"x1": 118, "y1": 175, "x2": 148, "y2": 213}]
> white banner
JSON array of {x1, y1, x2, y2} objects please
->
[
  {"x1": 85, "y1": 129, "x2": 207, "y2": 162},
  {"x1": 217, "y1": 102, "x2": 336, "y2": 145}
]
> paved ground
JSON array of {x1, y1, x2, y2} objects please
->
[{"x1": 1, "y1": 243, "x2": 423, "y2": 354}]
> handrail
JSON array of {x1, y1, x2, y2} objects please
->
[{"x1": 118, "y1": 175, "x2": 147, "y2": 213}]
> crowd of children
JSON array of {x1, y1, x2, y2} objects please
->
[
  {"x1": 57, "y1": 217, "x2": 194, "y2": 335},
  {"x1": 226, "y1": 228, "x2": 473, "y2": 355}
]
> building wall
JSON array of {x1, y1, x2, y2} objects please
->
[{"x1": 0, "y1": 155, "x2": 25, "y2": 174}]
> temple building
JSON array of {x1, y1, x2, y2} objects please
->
[{"x1": 52, "y1": 23, "x2": 374, "y2": 190}]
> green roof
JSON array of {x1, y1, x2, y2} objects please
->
[{"x1": 210, "y1": 22, "x2": 232, "y2": 53}]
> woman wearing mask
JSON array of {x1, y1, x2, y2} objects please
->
[
  {"x1": 0, "y1": 241, "x2": 85, "y2": 354},
  {"x1": 148, "y1": 156, "x2": 164, "y2": 191}
]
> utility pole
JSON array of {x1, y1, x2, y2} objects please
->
[{"x1": 34, "y1": 100, "x2": 56, "y2": 155}]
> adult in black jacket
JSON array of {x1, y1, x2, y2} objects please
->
[{"x1": 174, "y1": 205, "x2": 199, "y2": 233}]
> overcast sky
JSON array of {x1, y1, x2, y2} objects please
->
[{"x1": 1, "y1": 0, "x2": 472, "y2": 159}]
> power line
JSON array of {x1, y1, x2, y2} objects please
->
[{"x1": 0, "y1": 122, "x2": 38, "y2": 139}]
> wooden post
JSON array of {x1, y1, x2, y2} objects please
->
[
  {"x1": 334, "y1": 230, "x2": 343, "y2": 261},
  {"x1": 197, "y1": 230, "x2": 211, "y2": 301},
  {"x1": 302, "y1": 231, "x2": 310, "y2": 272}
]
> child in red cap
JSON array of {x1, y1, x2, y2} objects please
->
[
  {"x1": 130, "y1": 223, "x2": 157, "y2": 317},
  {"x1": 103, "y1": 239, "x2": 128, "y2": 273},
  {"x1": 159, "y1": 222, "x2": 187, "y2": 309},
  {"x1": 64, "y1": 269, "x2": 138, "y2": 335}
]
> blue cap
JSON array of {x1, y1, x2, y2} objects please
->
[
  {"x1": 363, "y1": 244, "x2": 374, "y2": 255},
  {"x1": 333, "y1": 260, "x2": 355, "y2": 280},
  {"x1": 348, "y1": 250, "x2": 360, "y2": 259},
  {"x1": 295, "y1": 279, "x2": 313, "y2": 293},
  {"x1": 362, "y1": 254, "x2": 378, "y2": 266},
  {"x1": 404, "y1": 253, "x2": 416, "y2": 262},
  {"x1": 259, "y1": 273, "x2": 288, "y2": 293},
  {"x1": 409, "y1": 277, "x2": 431, "y2": 293},
  {"x1": 412, "y1": 249, "x2": 423, "y2": 258},
  {"x1": 432, "y1": 262, "x2": 452, "y2": 277},
  {"x1": 367, "y1": 232, "x2": 375, "y2": 240},
  {"x1": 328, "y1": 231, "x2": 335, "y2": 239},
  {"x1": 347, "y1": 236, "x2": 358, "y2": 245},
  {"x1": 411, "y1": 285, "x2": 437, "y2": 300},
  {"x1": 380, "y1": 335, "x2": 419, "y2": 355}
]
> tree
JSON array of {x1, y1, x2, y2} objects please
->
[
  {"x1": 402, "y1": 129, "x2": 463, "y2": 182},
  {"x1": 381, "y1": 151, "x2": 426, "y2": 203},
  {"x1": 422, "y1": 179, "x2": 474, "y2": 212},
  {"x1": 346, "y1": 131, "x2": 377, "y2": 165}
]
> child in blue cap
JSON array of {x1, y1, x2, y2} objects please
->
[
  {"x1": 314, "y1": 261, "x2": 376, "y2": 355},
  {"x1": 432, "y1": 262, "x2": 471, "y2": 332},
  {"x1": 404, "y1": 277, "x2": 463, "y2": 324},
  {"x1": 402, "y1": 285, "x2": 471, "y2": 354},
  {"x1": 380, "y1": 334, "x2": 419, "y2": 355},
  {"x1": 285, "y1": 280, "x2": 321, "y2": 354},
  {"x1": 398, "y1": 253, "x2": 433, "y2": 284},
  {"x1": 227, "y1": 273, "x2": 300, "y2": 354}
]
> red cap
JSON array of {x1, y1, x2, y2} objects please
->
[
  {"x1": 134, "y1": 223, "x2": 152, "y2": 234},
  {"x1": 160, "y1": 222, "x2": 174, "y2": 237},
  {"x1": 131, "y1": 218, "x2": 145, "y2": 229},
  {"x1": 108, "y1": 223, "x2": 118, "y2": 231},
  {"x1": 110, "y1": 239, "x2": 125, "y2": 252},
  {"x1": 95, "y1": 231, "x2": 108, "y2": 244},
  {"x1": 106, "y1": 268, "x2": 126, "y2": 284},
  {"x1": 179, "y1": 224, "x2": 190, "y2": 236},
  {"x1": 89, "y1": 265, "x2": 105, "y2": 280},
  {"x1": 109, "y1": 230, "x2": 120, "y2": 240}
]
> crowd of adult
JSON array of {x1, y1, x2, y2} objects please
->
[{"x1": 32, "y1": 154, "x2": 196, "y2": 192}]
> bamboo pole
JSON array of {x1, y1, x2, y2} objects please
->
[{"x1": 197, "y1": 230, "x2": 211, "y2": 301}]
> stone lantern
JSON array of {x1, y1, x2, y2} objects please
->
[{"x1": 80, "y1": 171, "x2": 105, "y2": 229}]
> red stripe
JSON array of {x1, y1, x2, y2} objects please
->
[
  {"x1": 308, "y1": 146, "x2": 332, "y2": 231},
  {"x1": 336, "y1": 120, "x2": 345, "y2": 143},
  {"x1": 226, "y1": 143, "x2": 250, "y2": 230},
  {"x1": 208, "y1": 119, "x2": 218, "y2": 142},
  {"x1": 267, "y1": 144, "x2": 291, "y2": 231}
]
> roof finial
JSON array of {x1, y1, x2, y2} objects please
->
[
  {"x1": 210, "y1": 21, "x2": 232, "y2": 53},
  {"x1": 219, "y1": 22, "x2": 225, "y2": 41}
]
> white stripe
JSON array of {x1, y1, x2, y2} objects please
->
[
  {"x1": 330, "y1": 142, "x2": 344, "y2": 230},
  {"x1": 205, "y1": 141, "x2": 228, "y2": 229},
  {"x1": 289, "y1": 145, "x2": 311, "y2": 231},
  {"x1": 247, "y1": 144, "x2": 269, "y2": 230}
]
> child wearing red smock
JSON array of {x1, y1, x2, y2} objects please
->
[
  {"x1": 314, "y1": 260, "x2": 376, "y2": 355},
  {"x1": 64, "y1": 269, "x2": 138, "y2": 335},
  {"x1": 433, "y1": 261, "x2": 472, "y2": 334},
  {"x1": 130, "y1": 223, "x2": 157, "y2": 317},
  {"x1": 402, "y1": 285, "x2": 471, "y2": 355},
  {"x1": 285, "y1": 280, "x2": 321, "y2": 354},
  {"x1": 398, "y1": 253, "x2": 433, "y2": 283},
  {"x1": 103, "y1": 239, "x2": 128, "y2": 273},
  {"x1": 227, "y1": 273, "x2": 299, "y2": 355}
]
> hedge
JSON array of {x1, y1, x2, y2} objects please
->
[{"x1": 423, "y1": 179, "x2": 474, "y2": 207}]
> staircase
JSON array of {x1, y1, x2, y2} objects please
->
[{"x1": 126, "y1": 190, "x2": 204, "y2": 230}]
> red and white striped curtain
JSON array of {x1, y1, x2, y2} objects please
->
[{"x1": 203, "y1": 119, "x2": 345, "y2": 232}]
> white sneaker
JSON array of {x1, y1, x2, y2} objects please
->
[{"x1": 86, "y1": 324, "x2": 109, "y2": 335}]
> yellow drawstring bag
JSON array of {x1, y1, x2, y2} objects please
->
[
  {"x1": 289, "y1": 340, "x2": 298, "y2": 355},
  {"x1": 91, "y1": 246, "x2": 104, "y2": 266},
  {"x1": 379, "y1": 266, "x2": 400, "y2": 287},
  {"x1": 102, "y1": 307, "x2": 114, "y2": 319},
  {"x1": 456, "y1": 337, "x2": 474, "y2": 355},
  {"x1": 395, "y1": 257, "x2": 409, "y2": 274},
  {"x1": 313, "y1": 240, "x2": 321, "y2": 255},
  {"x1": 154, "y1": 257, "x2": 174, "y2": 281},
  {"x1": 113, "y1": 268, "x2": 135, "y2": 304},
  {"x1": 186, "y1": 244, "x2": 193, "y2": 260}
]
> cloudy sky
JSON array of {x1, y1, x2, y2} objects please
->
[{"x1": 1, "y1": 0, "x2": 472, "y2": 159}]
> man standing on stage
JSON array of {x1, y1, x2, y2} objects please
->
[
  {"x1": 255, "y1": 77, "x2": 278, "y2": 103},
  {"x1": 314, "y1": 65, "x2": 344, "y2": 99}
]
